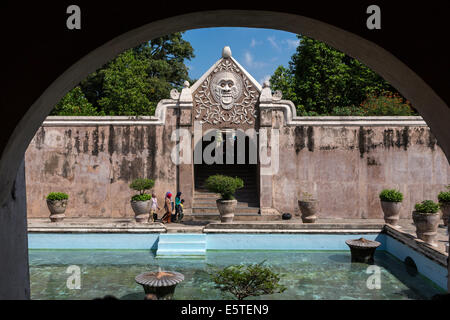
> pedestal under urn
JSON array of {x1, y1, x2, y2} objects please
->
[
  {"x1": 345, "y1": 238, "x2": 381, "y2": 263},
  {"x1": 135, "y1": 270, "x2": 184, "y2": 300}
]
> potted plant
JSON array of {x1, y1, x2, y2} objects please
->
[
  {"x1": 437, "y1": 185, "x2": 450, "y2": 226},
  {"x1": 379, "y1": 189, "x2": 403, "y2": 226},
  {"x1": 129, "y1": 178, "x2": 155, "y2": 223},
  {"x1": 46, "y1": 192, "x2": 69, "y2": 222},
  {"x1": 412, "y1": 200, "x2": 440, "y2": 247},
  {"x1": 298, "y1": 192, "x2": 318, "y2": 223},
  {"x1": 205, "y1": 175, "x2": 243, "y2": 223}
]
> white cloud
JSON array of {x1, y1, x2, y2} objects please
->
[
  {"x1": 267, "y1": 36, "x2": 281, "y2": 51},
  {"x1": 244, "y1": 51, "x2": 254, "y2": 66},
  {"x1": 283, "y1": 38, "x2": 300, "y2": 49},
  {"x1": 250, "y1": 38, "x2": 263, "y2": 48},
  {"x1": 243, "y1": 51, "x2": 267, "y2": 69}
]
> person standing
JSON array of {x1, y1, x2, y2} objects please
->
[
  {"x1": 174, "y1": 192, "x2": 182, "y2": 222},
  {"x1": 162, "y1": 192, "x2": 172, "y2": 223},
  {"x1": 149, "y1": 192, "x2": 160, "y2": 222}
]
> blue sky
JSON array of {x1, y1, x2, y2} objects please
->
[{"x1": 182, "y1": 28, "x2": 300, "y2": 85}]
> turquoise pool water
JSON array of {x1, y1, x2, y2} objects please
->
[{"x1": 29, "y1": 250, "x2": 444, "y2": 300}]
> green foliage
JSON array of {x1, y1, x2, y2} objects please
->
[
  {"x1": 97, "y1": 50, "x2": 157, "y2": 115},
  {"x1": 270, "y1": 66, "x2": 298, "y2": 106},
  {"x1": 414, "y1": 200, "x2": 440, "y2": 214},
  {"x1": 129, "y1": 178, "x2": 155, "y2": 195},
  {"x1": 270, "y1": 36, "x2": 416, "y2": 116},
  {"x1": 210, "y1": 261, "x2": 286, "y2": 300},
  {"x1": 438, "y1": 190, "x2": 450, "y2": 203},
  {"x1": 359, "y1": 91, "x2": 416, "y2": 116},
  {"x1": 205, "y1": 175, "x2": 244, "y2": 200},
  {"x1": 51, "y1": 87, "x2": 100, "y2": 116},
  {"x1": 46, "y1": 192, "x2": 69, "y2": 201},
  {"x1": 379, "y1": 189, "x2": 403, "y2": 202},
  {"x1": 54, "y1": 33, "x2": 194, "y2": 116},
  {"x1": 131, "y1": 194, "x2": 152, "y2": 202}
]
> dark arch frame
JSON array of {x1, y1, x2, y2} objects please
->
[{"x1": 1, "y1": 7, "x2": 449, "y2": 298}]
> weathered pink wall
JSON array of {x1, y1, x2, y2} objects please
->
[
  {"x1": 25, "y1": 115, "x2": 177, "y2": 218},
  {"x1": 26, "y1": 116, "x2": 450, "y2": 219},
  {"x1": 272, "y1": 113, "x2": 450, "y2": 218}
]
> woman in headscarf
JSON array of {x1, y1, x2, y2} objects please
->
[{"x1": 161, "y1": 192, "x2": 173, "y2": 223}]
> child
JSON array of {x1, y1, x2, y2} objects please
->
[
  {"x1": 149, "y1": 192, "x2": 160, "y2": 222},
  {"x1": 178, "y1": 199, "x2": 185, "y2": 222}
]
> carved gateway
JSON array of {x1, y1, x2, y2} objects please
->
[{"x1": 192, "y1": 52, "x2": 260, "y2": 130}]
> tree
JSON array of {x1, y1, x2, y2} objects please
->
[
  {"x1": 51, "y1": 86, "x2": 100, "y2": 116},
  {"x1": 270, "y1": 36, "x2": 413, "y2": 116},
  {"x1": 210, "y1": 261, "x2": 286, "y2": 300},
  {"x1": 97, "y1": 50, "x2": 155, "y2": 115},
  {"x1": 270, "y1": 66, "x2": 298, "y2": 106},
  {"x1": 54, "y1": 32, "x2": 194, "y2": 116}
]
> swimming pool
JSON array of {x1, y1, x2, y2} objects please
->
[{"x1": 28, "y1": 232, "x2": 447, "y2": 299}]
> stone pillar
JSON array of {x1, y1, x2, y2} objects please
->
[
  {"x1": 0, "y1": 158, "x2": 30, "y2": 299},
  {"x1": 176, "y1": 82, "x2": 194, "y2": 211},
  {"x1": 258, "y1": 82, "x2": 276, "y2": 215}
]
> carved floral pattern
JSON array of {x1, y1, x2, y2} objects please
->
[{"x1": 193, "y1": 59, "x2": 258, "y2": 125}]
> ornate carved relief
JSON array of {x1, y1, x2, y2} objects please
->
[{"x1": 193, "y1": 59, "x2": 259, "y2": 126}]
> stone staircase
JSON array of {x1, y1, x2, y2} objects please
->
[
  {"x1": 185, "y1": 164, "x2": 267, "y2": 221},
  {"x1": 156, "y1": 234, "x2": 206, "y2": 258}
]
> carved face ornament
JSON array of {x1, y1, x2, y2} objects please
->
[{"x1": 211, "y1": 71, "x2": 242, "y2": 110}]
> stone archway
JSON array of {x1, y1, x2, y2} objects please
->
[
  {"x1": 1, "y1": 9, "x2": 449, "y2": 298},
  {"x1": 189, "y1": 47, "x2": 261, "y2": 218}
]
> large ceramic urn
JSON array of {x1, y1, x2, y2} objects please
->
[
  {"x1": 47, "y1": 199, "x2": 68, "y2": 222},
  {"x1": 131, "y1": 200, "x2": 151, "y2": 223},
  {"x1": 380, "y1": 201, "x2": 402, "y2": 226},
  {"x1": 216, "y1": 199, "x2": 237, "y2": 223},
  {"x1": 298, "y1": 199, "x2": 318, "y2": 223},
  {"x1": 440, "y1": 202, "x2": 450, "y2": 226},
  {"x1": 412, "y1": 211, "x2": 440, "y2": 247}
]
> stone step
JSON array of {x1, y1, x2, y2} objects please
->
[
  {"x1": 155, "y1": 249, "x2": 206, "y2": 258},
  {"x1": 195, "y1": 181, "x2": 258, "y2": 190},
  {"x1": 192, "y1": 207, "x2": 260, "y2": 214},
  {"x1": 183, "y1": 214, "x2": 281, "y2": 222},
  {"x1": 156, "y1": 234, "x2": 206, "y2": 257},
  {"x1": 194, "y1": 200, "x2": 260, "y2": 207},
  {"x1": 157, "y1": 241, "x2": 206, "y2": 251},
  {"x1": 195, "y1": 189, "x2": 258, "y2": 194}
]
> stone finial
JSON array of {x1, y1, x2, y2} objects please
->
[
  {"x1": 222, "y1": 46, "x2": 232, "y2": 58},
  {"x1": 180, "y1": 81, "x2": 193, "y2": 103},
  {"x1": 259, "y1": 80, "x2": 273, "y2": 102}
]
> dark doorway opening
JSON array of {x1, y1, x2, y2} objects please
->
[{"x1": 194, "y1": 131, "x2": 259, "y2": 207}]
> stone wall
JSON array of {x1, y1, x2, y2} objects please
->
[
  {"x1": 25, "y1": 115, "x2": 178, "y2": 218},
  {"x1": 25, "y1": 116, "x2": 450, "y2": 219},
  {"x1": 273, "y1": 115, "x2": 450, "y2": 218}
]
